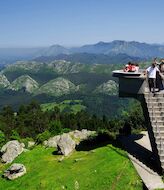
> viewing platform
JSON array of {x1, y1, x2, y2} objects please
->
[
  {"x1": 113, "y1": 70, "x2": 164, "y2": 174},
  {"x1": 112, "y1": 69, "x2": 149, "y2": 97}
]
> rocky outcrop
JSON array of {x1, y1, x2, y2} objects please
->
[
  {"x1": 44, "y1": 130, "x2": 96, "y2": 156},
  {"x1": 3, "y1": 163, "x2": 26, "y2": 180},
  {"x1": 69, "y1": 129, "x2": 96, "y2": 145},
  {"x1": 43, "y1": 135, "x2": 60, "y2": 148},
  {"x1": 0, "y1": 74, "x2": 10, "y2": 88},
  {"x1": 35, "y1": 77, "x2": 78, "y2": 96},
  {"x1": 49, "y1": 60, "x2": 81, "y2": 74},
  {"x1": 9, "y1": 75, "x2": 39, "y2": 93},
  {"x1": 27, "y1": 141, "x2": 35, "y2": 148},
  {"x1": 94, "y1": 80, "x2": 118, "y2": 95},
  {"x1": 57, "y1": 134, "x2": 76, "y2": 156},
  {"x1": 1, "y1": 140, "x2": 25, "y2": 163}
]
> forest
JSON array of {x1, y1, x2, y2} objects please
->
[{"x1": 0, "y1": 100, "x2": 145, "y2": 148}]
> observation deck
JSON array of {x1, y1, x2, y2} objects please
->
[
  {"x1": 112, "y1": 69, "x2": 147, "y2": 97},
  {"x1": 113, "y1": 70, "x2": 164, "y2": 173}
]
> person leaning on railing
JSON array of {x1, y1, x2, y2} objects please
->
[
  {"x1": 146, "y1": 60, "x2": 160, "y2": 93},
  {"x1": 154, "y1": 58, "x2": 164, "y2": 91}
]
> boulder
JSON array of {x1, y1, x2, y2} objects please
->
[
  {"x1": 3, "y1": 163, "x2": 26, "y2": 180},
  {"x1": 43, "y1": 135, "x2": 60, "y2": 148},
  {"x1": 28, "y1": 141, "x2": 35, "y2": 148},
  {"x1": 69, "y1": 129, "x2": 96, "y2": 144},
  {"x1": 57, "y1": 134, "x2": 76, "y2": 156},
  {"x1": 1, "y1": 140, "x2": 24, "y2": 163}
]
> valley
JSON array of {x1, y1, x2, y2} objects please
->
[{"x1": 0, "y1": 59, "x2": 125, "y2": 117}]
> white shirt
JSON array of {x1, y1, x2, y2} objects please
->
[{"x1": 146, "y1": 66, "x2": 159, "y2": 78}]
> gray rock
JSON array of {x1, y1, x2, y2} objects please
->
[
  {"x1": 57, "y1": 156, "x2": 64, "y2": 162},
  {"x1": 69, "y1": 129, "x2": 96, "y2": 144},
  {"x1": 28, "y1": 141, "x2": 35, "y2": 148},
  {"x1": 3, "y1": 163, "x2": 26, "y2": 180},
  {"x1": 74, "y1": 180, "x2": 79, "y2": 190},
  {"x1": 74, "y1": 158, "x2": 83, "y2": 162},
  {"x1": 57, "y1": 134, "x2": 76, "y2": 156},
  {"x1": 43, "y1": 135, "x2": 60, "y2": 148},
  {"x1": 1, "y1": 140, "x2": 24, "y2": 163}
]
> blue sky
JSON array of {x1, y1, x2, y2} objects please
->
[{"x1": 0, "y1": 0, "x2": 164, "y2": 47}]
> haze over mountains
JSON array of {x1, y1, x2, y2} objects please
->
[{"x1": 1, "y1": 40, "x2": 164, "y2": 65}]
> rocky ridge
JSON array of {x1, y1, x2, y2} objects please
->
[
  {"x1": 94, "y1": 80, "x2": 118, "y2": 95},
  {"x1": 0, "y1": 74, "x2": 10, "y2": 88},
  {"x1": 9, "y1": 75, "x2": 39, "y2": 93},
  {"x1": 35, "y1": 77, "x2": 78, "y2": 96}
]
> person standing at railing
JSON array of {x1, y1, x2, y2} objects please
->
[
  {"x1": 154, "y1": 58, "x2": 164, "y2": 91},
  {"x1": 146, "y1": 60, "x2": 160, "y2": 94}
]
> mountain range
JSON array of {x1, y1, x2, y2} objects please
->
[
  {"x1": 35, "y1": 41, "x2": 164, "y2": 58},
  {"x1": 0, "y1": 73, "x2": 118, "y2": 97},
  {"x1": 1, "y1": 40, "x2": 164, "y2": 65},
  {"x1": 0, "y1": 60, "x2": 129, "y2": 116}
]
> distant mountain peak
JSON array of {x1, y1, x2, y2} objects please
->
[
  {"x1": 96, "y1": 41, "x2": 108, "y2": 45},
  {"x1": 50, "y1": 44, "x2": 66, "y2": 48},
  {"x1": 38, "y1": 44, "x2": 69, "y2": 57}
]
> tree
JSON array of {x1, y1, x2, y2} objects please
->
[
  {"x1": 36, "y1": 130, "x2": 51, "y2": 144},
  {"x1": 10, "y1": 130, "x2": 20, "y2": 140},
  {"x1": 0, "y1": 130, "x2": 5, "y2": 148},
  {"x1": 49, "y1": 120, "x2": 62, "y2": 136},
  {"x1": 0, "y1": 106, "x2": 15, "y2": 138}
]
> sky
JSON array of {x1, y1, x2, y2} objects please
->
[{"x1": 0, "y1": 0, "x2": 164, "y2": 47}]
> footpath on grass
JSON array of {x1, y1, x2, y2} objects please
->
[{"x1": 119, "y1": 131, "x2": 164, "y2": 190}]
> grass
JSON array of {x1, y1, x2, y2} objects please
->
[
  {"x1": 0, "y1": 144, "x2": 143, "y2": 190},
  {"x1": 41, "y1": 100, "x2": 86, "y2": 113}
]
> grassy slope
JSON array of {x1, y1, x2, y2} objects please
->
[
  {"x1": 41, "y1": 100, "x2": 86, "y2": 113},
  {"x1": 0, "y1": 145, "x2": 142, "y2": 190}
]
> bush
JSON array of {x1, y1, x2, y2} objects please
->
[
  {"x1": 61, "y1": 128, "x2": 71, "y2": 134},
  {"x1": 0, "y1": 130, "x2": 5, "y2": 148},
  {"x1": 21, "y1": 137, "x2": 34, "y2": 149},
  {"x1": 10, "y1": 130, "x2": 21, "y2": 141},
  {"x1": 36, "y1": 130, "x2": 51, "y2": 144},
  {"x1": 49, "y1": 120, "x2": 63, "y2": 136}
]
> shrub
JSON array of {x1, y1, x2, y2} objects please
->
[
  {"x1": 10, "y1": 130, "x2": 21, "y2": 141},
  {"x1": 49, "y1": 120, "x2": 63, "y2": 136},
  {"x1": 21, "y1": 137, "x2": 34, "y2": 149},
  {"x1": 0, "y1": 130, "x2": 5, "y2": 148},
  {"x1": 61, "y1": 128, "x2": 71, "y2": 134},
  {"x1": 36, "y1": 130, "x2": 51, "y2": 144}
]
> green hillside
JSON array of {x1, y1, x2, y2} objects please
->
[
  {"x1": 41, "y1": 100, "x2": 86, "y2": 113},
  {"x1": 0, "y1": 60, "x2": 141, "y2": 117},
  {"x1": 9, "y1": 75, "x2": 39, "y2": 93},
  {"x1": 0, "y1": 145, "x2": 142, "y2": 190},
  {"x1": 35, "y1": 77, "x2": 78, "y2": 97}
]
